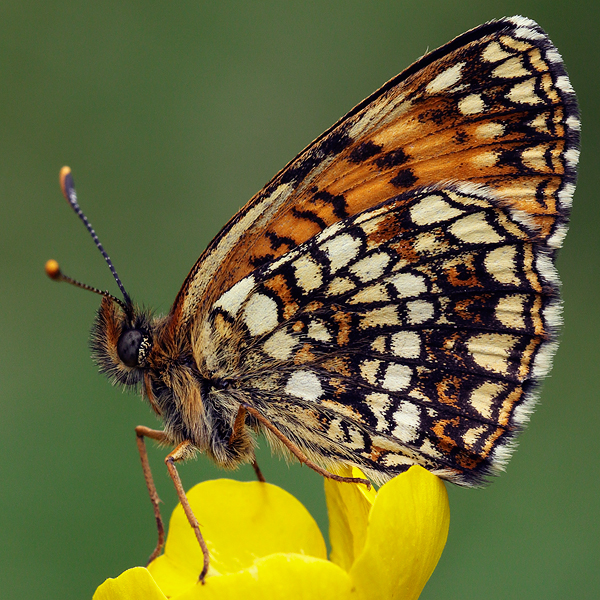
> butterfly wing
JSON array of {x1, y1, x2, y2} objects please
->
[
  {"x1": 198, "y1": 183, "x2": 563, "y2": 486},
  {"x1": 172, "y1": 16, "x2": 578, "y2": 335},
  {"x1": 159, "y1": 16, "x2": 577, "y2": 485}
]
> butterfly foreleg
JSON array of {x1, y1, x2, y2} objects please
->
[
  {"x1": 241, "y1": 403, "x2": 371, "y2": 490},
  {"x1": 165, "y1": 440, "x2": 211, "y2": 583},
  {"x1": 135, "y1": 425, "x2": 168, "y2": 564}
]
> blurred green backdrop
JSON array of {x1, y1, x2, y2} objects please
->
[{"x1": 1, "y1": 1, "x2": 598, "y2": 598}]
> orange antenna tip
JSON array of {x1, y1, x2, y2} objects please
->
[
  {"x1": 59, "y1": 166, "x2": 72, "y2": 200},
  {"x1": 45, "y1": 259, "x2": 62, "y2": 280}
]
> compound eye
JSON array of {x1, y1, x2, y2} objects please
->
[{"x1": 117, "y1": 330, "x2": 144, "y2": 367}]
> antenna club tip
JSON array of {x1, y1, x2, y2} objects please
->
[
  {"x1": 45, "y1": 259, "x2": 62, "y2": 280},
  {"x1": 59, "y1": 166, "x2": 73, "y2": 199}
]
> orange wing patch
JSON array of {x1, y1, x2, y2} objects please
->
[{"x1": 174, "y1": 21, "x2": 577, "y2": 329}]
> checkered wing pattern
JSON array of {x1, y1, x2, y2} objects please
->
[
  {"x1": 169, "y1": 17, "x2": 578, "y2": 485},
  {"x1": 199, "y1": 184, "x2": 562, "y2": 485}
]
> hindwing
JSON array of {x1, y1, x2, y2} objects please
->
[{"x1": 195, "y1": 184, "x2": 562, "y2": 485}]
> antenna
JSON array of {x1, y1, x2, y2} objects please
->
[
  {"x1": 46, "y1": 166, "x2": 132, "y2": 313},
  {"x1": 45, "y1": 259, "x2": 128, "y2": 312}
]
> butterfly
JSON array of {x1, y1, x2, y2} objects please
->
[{"x1": 47, "y1": 15, "x2": 578, "y2": 580}]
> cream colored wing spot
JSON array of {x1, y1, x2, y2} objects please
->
[
  {"x1": 528, "y1": 48, "x2": 549, "y2": 73},
  {"x1": 446, "y1": 186, "x2": 495, "y2": 207},
  {"x1": 507, "y1": 78, "x2": 542, "y2": 105},
  {"x1": 450, "y1": 213, "x2": 505, "y2": 244},
  {"x1": 471, "y1": 151, "x2": 499, "y2": 169},
  {"x1": 358, "y1": 213, "x2": 388, "y2": 235},
  {"x1": 522, "y1": 144, "x2": 550, "y2": 171},
  {"x1": 426, "y1": 62, "x2": 465, "y2": 93},
  {"x1": 349, "y1": 252, "x2": 391, "y2": 282},
  {"x1": 243, "y1": 293, "x2": 279, "y2": 336},
  {"x1": 360, "y1": 359, "x2": 381, "y2": 385},
  {"x1": 474, "y1": 122, "x2": 505, "y2": 139},
  {"x1": 409, "y1": 195, "x2": 464, "y2": 225},
  {"x1": 491, "y1": 56, "x2": 530, "y2": 78},
  {"x1": 365, "y1": 392, "x2": 392, "y2": 432},
  {"x1": 406, "y1": 299, "x2": 434, "y2": 324},
  {"x1": 263, "y1": 328, "x2": 298, "y2": 360},
  {"x1": 319, "y1": 233, "x2": 361, "y2": 273},
  {"x1": 467, "y1": 333, "x2": 519, "y2": 374},
  {"x1": 470, "y1": 381, "x2": 506, "y2": 419},
  {"x1": 266, "y1": 248, "x2": 301, "y2": 274},
  {"x1": 529, "y1": 113, "x2": 550, "y2": 133},
  {"x1": 345, "y1": 425, "x2": 369, "y2": 450},
  {"x1": 315, "y1": 220, "x2": 344, "y2": 243},
  {"x1": 413, "y1": 231, "x2": 450, "y2": 255},
  {"x1": 392, "y1": 401, "x2": 421, "y2": 443},
  {"x1": 382, "y1": 454, "x2": 415, "y2": 468},
  {"x1": 307, "y1": 320, "x2": 331, "y2": 342},
  {"x1": 484, "y1": 246, "x2": 520, "y2": 285},
  {"x1": 349, "y1": 282, "x2": 390, "y2": 305},
  {"x1": 458, "y1": 94, "x2": 486, "y2": 115},
  {"x1": 214, "y1": 275, "x2": 255, "y2": 316},
  {"x1": 463, "y1": 426, "x2": 487, "y2": 449},
  {"x1": 495, "y1": 294, "x2": 526, "y2": 329},
  {"x1": 359, "y1": 305, "x2": 400, "y2": 329},
  {"x1": 326, "y1": 276, "x2": 356, "y2": 296},
  {"x1": 284, "y1": 370, "x2": 323, "y2": 402},
  {"x1": 391, "y1": 330, "x2": 421, "y2": 358},
  {"x1": 382, "y1": 363, "x2": 412, "y2": 391},
  {"x1": 293, "y1": 255, "x2": 323, "y2": 293},
  {"x1": 326, "y1": 419, "x2": 345, "y2": 443},
  {"x1": 481, "y1": 41, "x2": 514, "y2": 62},
  {"x1": 387, "y1": 272, "x2": 427, "y2": 298},
  {"x1": 371, "y1": 335, "x2": 387, "y2": 353}
]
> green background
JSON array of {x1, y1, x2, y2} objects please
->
[{"x1": 1, "y1": 1, "x2": 598, "y2": 598}]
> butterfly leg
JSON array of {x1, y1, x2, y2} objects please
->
[
  {"x1": 135, "y1": 425, "x2": 168, "y2": 564},
  {"x1": 251, "y1": 458, "x2": 266, "y2": 482},
  {"x1": 165, "y1": 441, "x2": 210, "y2": 583},
  {"x1": 241, "y1": 404, "x2": 371, "y2": 489},
  {"x1": 229, "y1": 405, "x2": 266, "y2": 483}
]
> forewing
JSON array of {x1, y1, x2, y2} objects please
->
[
  {"x1": 173, "y1": 16, "x2": 578, "y2": 333},
  {"x1": 197, "y1": 184, "x2": 562, "y2": 486}
]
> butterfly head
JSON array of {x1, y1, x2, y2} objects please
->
[{"x1": 90, "y1": 295, "x2": 160, "y2": 387}]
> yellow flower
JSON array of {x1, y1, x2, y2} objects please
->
[{"x1": 93, "y1": 465, "x2": 449, "y2": 600}]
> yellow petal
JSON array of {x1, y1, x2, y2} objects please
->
[
  {"x1": 324, "y1": 466, "x2": 376, "y2": 571},
  {"x1": 350, "y1": 466, "x2": 450, "y2": 600},
  {"x1": 172, "y1": 554, "x2": 353, "y2": 600},
  {"x1": 92, "y1": 567, "x2": 167, "y2": 600},
  {"x1": 148, "y1": 479, "x2": 326, "y2": 597}
]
